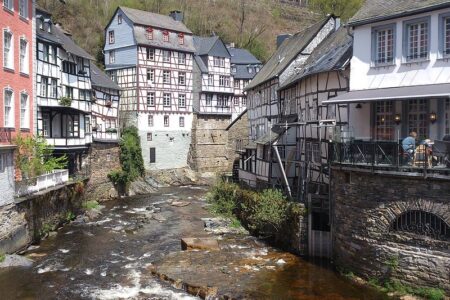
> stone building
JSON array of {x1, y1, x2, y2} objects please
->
[
  {"x1": 104, "y1": 7, "x2": 195, "y2": 171},
  {"x1": 324, "y1": 0, "x2": 450, "y2": 292}
]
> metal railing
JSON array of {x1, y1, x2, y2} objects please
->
[
  {"x1": 15, "y1": 169, "x2": 69, "y2": 197},
  {"x1": 330, "y1": 140, "x2": 450, "y2": 175}
]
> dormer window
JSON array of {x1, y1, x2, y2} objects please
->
[
  {"x1": 248, "y1": 67, "x2": 253, "y2": 73},
  {"x1": 109, "y1": 30, "x2": 115, "y2": 44},
  {"x1": 178, "y1": 33, "x2": 184, "y2": 45},
  {"x1": 146, "y1": 27, "x2": 153, "y2": 40},
  {"x1": 231, "y1": 65, "x2": 237, "y2": 73},
  {"x1": 38, "y1": 17, "x2": 44, "y2": 30},
  {"x1": 163, "y1": 30, "x2": 169, "y2": 42},
  {"x1": 404, "y1": 18, "x2": 430, "y2": 62},
  {"x1": 372, "y1": 24, "x2": 395, "y2": 66},
  {"x1": 118, "y1": 14, "x2": 122, "y2": 24},
  {"x1": 47, "y1": 22, "x2": 52, "y2": 33}
]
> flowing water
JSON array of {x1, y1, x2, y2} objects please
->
[{"x1": 0, "y1": 186, "x2": 390, "y2": 300}]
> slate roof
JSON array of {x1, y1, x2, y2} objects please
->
[
  {"x1": 245, "y1": 16, "x2": 333, "y2": 91},
  {"x1": 193, "y1": 36, "x2": 230, "y2": 57},
  {"x1": 53, "y1": 25, "x2": 94, "y2": 60},
  {"x1": 228, "y1": 47, "x2": 261, "y2": 64},
  {"x1": 134, "y1": 25, "x2": 196, "y2": 53},
  {"x1": 194, "y1": 56, "x2": 208, "y2": 73},
  {"x1": 233, "y1": 65, "x2": 259, "y2": 79},
  {"x1": 280, "y1": 27, "x2": 352, "y2": 90},
  {"x1": 90, "y1": 63, "x2": 121, "y2": 90},
  {"x1": 349, "y1": 0, "x2": 450, "y2": 26},
  {"x1": 119, "y1": 6, "x2": 192, "y2": 34}
]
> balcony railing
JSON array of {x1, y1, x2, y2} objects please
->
[
  {"x1": 330, "y1": 140, "x2": 450, "y2": 176},
  {"x1": 15, "y1": 169, "x2": 69, "y2": 197},
  {"x1": 45, "y1": 135, "x2": 93, "y2": 147}
]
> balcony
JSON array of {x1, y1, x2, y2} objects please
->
[
  {"x1": 15, "y1": 169, "x2": 69, "y2": 197},
  {"x1": 45, "y1": 135, "x2": 92, "y2": 148},
  {"x1": 37, "y1": 96, "x2": 91, "y2": 113},
  {"x1": 330, "y1": 140, "x2": 450, "y2": 178}
]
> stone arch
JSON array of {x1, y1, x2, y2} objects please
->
[{"x1": 390, "y1": 210, "x2": 450, "y2": 241}]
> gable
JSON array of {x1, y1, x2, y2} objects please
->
[{"x1": 208, "y1": 39, "x2": 231, "y2": 58}]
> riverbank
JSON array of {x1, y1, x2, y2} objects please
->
[{"x1": 0, "y1": 186, "x2": 391, "y2": 299}]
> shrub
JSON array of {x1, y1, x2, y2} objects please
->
[
  {"x1": 0, "y1": 253, "x2": 5, "y2": 263},
  {"x1": 58, "y1": 96, "x2": 72, "y2": 106},
  {"x1": 119, "y1": 126, "x2": 145, "y2": 181},
  {"x1": 107, "y1": 169, "x2": 129, "y2": 186},
  {"x1": 83, "y1": 200, "x2": 99, "y2": 210},
  {"x1": 206, "y1": 180, "x2": 239, "y2": 218}
]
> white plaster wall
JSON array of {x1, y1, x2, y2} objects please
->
[{"x1": 351, "y1": 8, "x2": 450, "y2": 91}]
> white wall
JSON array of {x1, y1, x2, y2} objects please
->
[{"x1": 351, "y1": 8, "x2": 450, "y2": 91}]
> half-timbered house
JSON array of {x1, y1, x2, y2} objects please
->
[
  {"x1": 238, "y1": 16, "x2": 340, "y2": 188},
  {"x1": 104, "y1": 7, "x2": 195, "y2": 170},
  {"x1": 277, "y1": 27, "x2": 352, "y2": 257},
  {"x1": 36, "y1": 7, "x2": 93, "y2": 175},
  {"x1": 228, "y1": 46, "x2": 261, "y2": 120}
]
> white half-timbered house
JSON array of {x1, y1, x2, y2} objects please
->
[
  {"x1": 104, "y1": 7, "x2": 195, "y2": 170},
  {"x1": 90, "y1": 63, "x2": 121, "y2": 142},
  {"x1": 228, "y1": 46, "x2": 261, "y2": 120},
  {"x1": 36, "y1": 8, "x2": 94, "y2": 175},
  {"x1": 238, "y1": 16, "x2": 340, "y2": 187}
]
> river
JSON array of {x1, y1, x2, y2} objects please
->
[{"x1": 0, "y1": 186, "x2": 390, "y2": 299}]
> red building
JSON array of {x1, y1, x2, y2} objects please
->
[{"x1": 0, "y1": 0, "x2": 34, "y2": 205}]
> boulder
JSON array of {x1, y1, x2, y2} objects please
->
[
  {"x1": 181, "y1": 238, "x2": 220, "y2": 251},
  {"x1": 171, "y1": 201, "x2": 191, "y2": 207},
  {"x1": 0, "y1": 254, "x2": 34, "y2": 268}
]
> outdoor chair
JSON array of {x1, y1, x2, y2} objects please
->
[{"x1": 413, "y1": 145, "x2": 432, "y2": 168}]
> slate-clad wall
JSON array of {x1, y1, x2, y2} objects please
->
[{"x1": 332, "y1": 169, "x2": 450, "y2": 292}]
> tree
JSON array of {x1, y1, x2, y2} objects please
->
[{"x1": 309, "y1": 0, "x2": 364, "y2": 21}]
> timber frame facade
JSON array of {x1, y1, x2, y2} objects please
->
[{"x1": 36, "y1": 7, "x2": 94, "y2": 175}]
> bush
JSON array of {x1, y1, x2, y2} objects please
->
[
  {"x1": 0, "y1": 253, "x2": 5, "y2": 263},
  {"x1": 119, "y1": 126, "x2": 145, "y2": 181},
  {"x1": 206, "y1": 180, "x2": 239, "y2": 218},
  {"x1": 83, "y1": 200, "x2": 99, "y2": 210},
  {"x1": 58, "y1": 96, "x2": 72, "y2": 106},
  {"x1": 107, "y1": 169, "x2": 129, "y2": 186}
]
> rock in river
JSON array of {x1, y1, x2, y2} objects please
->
[
  {"x1": 181, "y1": 238, "x2": 220, "y2": 251},
  {"x1": 0, "y1": 255, "x2": 34, "y2": 268}
]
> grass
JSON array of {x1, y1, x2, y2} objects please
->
[
  {"x1": 39, "y1": 223, "x2": 55, "y2": 237},
  {"x1": 65, "y1": 211, "x2": 76, "y2": 222},
  {"x1": 0, "y1": 253, "x2": 5, "y2": 263},
  {"x1": 367, "y1": 278, "x2": 445, "y2": 300},
  {"x1": 83, "y1": 200, "x2": 100, "y2": 210}
]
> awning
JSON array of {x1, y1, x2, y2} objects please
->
[
  {"x1": 323, "y1": 83, "x2": 450, "y2": 104},
  {"x1": 255, "y1": 131, "x2": 280, "y2": 145}
]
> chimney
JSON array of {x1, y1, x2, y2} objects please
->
[
  {"x1": 169, "y1": 10, "x2": 183, "y2": 22},
  {"x1": 276, "y1": 34, "x2": 292, "y2": 49}
]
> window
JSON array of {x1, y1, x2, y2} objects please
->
[
  {"x1": 234, "y1": 97, "x2": 239, "y2": 105},
  {"x1": 163, "y1": 93, "x2": 171, "y2": 107},
  {"x1": 391, "y1": 210, "x2": 450, "y2": 241},
  {"x1": 62, "y1": 114, "x2": 79, "y2": 138},
  {"x1": 65, "y1": 86, "x2": 73, "y2": 98},
  {"x1": 213, "y1": 57, "x2": 225, "y2": 67},
  {"x1": 178, "y1": 72, "x2": 186, "y2": 85},
  {"x1": 178, "y1": 52, "x2": 186, "y2": 65},
  {"x1": 232, "y1": 66, "x2": 237, "y2": 73},
  {"x1": 40, "y1": 77, "x2": 48, "y2": 97},
  {"x1": 405, "y1": 19, "x2": 429, "y2": 61},
  {"x1": 179, "y1": 116, "x2": 185, "y2": 127},
  {"x1": 407, "y1": 99, "x2": 428, "y2": 139},
  {"x1": 3, "y1": 30, "x2": 13, "y2": 69},
  {"x1": 146, "y1": 27, "x2": 153, "y2": 40},
  {"x1": 62, "y1": 61, "x2": 77, "y2": 75},
  {"x1": 163, "y1": 70, "x2": 170, "y2": 84},
  {"x1": 4, "y1": 89, "x2": 13, "y2": 127},
  {"x1": 37, "y1": 43, "x2": 57, "y2": 64},
  {"x1": 217, "y1": 95, "x2": 228, "y2": 107},
  {"x1": 147, "y1": 68, "x2": 154, "y2": 82},
  {"x1": 178, "y1": 94, "x2": 186, "y2": 107},
  {"x1": 225, "y1": 76, "x2": 230, "y2": 87},
  {"x1": 3, "y1": 0, "x2": 12, "y2": 10},
  {"x1": 19, "y1": 0, "x2": 28, "y2": 18},
  {"x1": 178, "y1": 33, "x2": 184, "y2": 45},
  {"x1": 375, "y1": 101, "x2": 394, "y2": 141},
  {"x1": 50, "y1": 79, "x2": 57, "y2": 98},
  {"x1": 163, "y1": 50, "x2": 170, "y2": 63},
  {"x1": 147, "y1": 92, "x2": 155, "y2": 106},
  {"x1": 148, "y1": 115, "x2": 153, "y2": 127},
  {"x1": 146, "y1": 48, "x2": 154, "y2": 60},
  {"x1": 79, "y1": 89, "x2": 90, "y2": 101},
  {"x1": 19, "y1": 38, "x2": 28, "y2": 74},
  {"x1": 242, "y1": 97, "x2": 247, "y2": 106},
  {"x1": 147, "y1": 132, "x2": 152, "y2": 141},
  {"x1": 219, "y1": 75, "x2": 229, "y2": 87},
  {"x1": 234, "y1": 80, "x2": 240, "y2": 89},
  {"x1": 109, "y1": 50, "x2": 115, "y2": 64},
  {"x1": 373, "y1": 25, "x2": 395, "y2": 65},
  {"x1": 248, "y1": 67, "x2": 253, "y2": 73},
  {"x1": 109, "y1": 31, "x2": 115, "y2": 44},
  {"x1": 441, "y1": 16, "x2": 450, "y2": 57},
  {"x1": 164, "y1": 115, "x2": 169, "y2": 127},
  {"x1": 0, "y1": 153, "x2": 7, "y2": 173},
  {"x1": 118, "y1": 14, "x2": 122, "y2": 24},
  {"x1": 206, "y1": 94, "x2": 212, "y2": 106},
  {"x1": 42, "y1": 113, "x2": 50, "y2": 137},
  {"x1": 208, "y1": 74, "x2": 214, "y2": 86},
  {"x1": 163, "y1": 30, "x2": 169, "y2": 42},
  {"x1": 149, "y1": 148, "x2": 156, "y2": 163}
]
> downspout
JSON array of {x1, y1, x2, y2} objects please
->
[{"x1": 272, "y1": 139, "x2": 292, "y2": 197}]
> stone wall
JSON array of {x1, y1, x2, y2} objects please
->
[
  {"x1": 226, "y1": 112, "x2": 249, "y2": 171},
  {"x1": 189, "y1": 114, "x2": 231, "y2": 174},
  {"x1": 85, "y1": 142, "x2": 121, "y2": 202},
  {"x1": 0, "y1": 181, "x2": 86, "y2": 254},
  {"x1": 331, "y1": 168, "x2": 450, "y2": 292}
]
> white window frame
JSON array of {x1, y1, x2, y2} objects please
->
[
  {"x1": 208, "y1": 74, "x2": 214, "y2": 86},
  {"x1": 178, "y1": 72, "x2": 186, "y2": 86},
  {"x1": 147, "y1": 132, "x2": 152, "y2": 141},
  {"x1": 163, "y1": 93, "x2": 171, "y2": 107},
  {"x1": 403, "y1": 17, "x2": 430, "y2": 62},
  {"x1": 19, "y1": 37, "x2": 29, "y2": 74},
  {"x1": 4, "y1": 89, "x2": 14, "y2": 128},
  {"x1": 163, "y1": 50, "x2": 171, "y2": 63},
  {"x1": 146, "y1": 48, "x2": 155, "y2": 61},
  {"x1": 178, "y1": 94, "x2": 186, "y2": 108},
  {"x1": 164, "y1": 115, "x2": 169, "y2": 127},
  {"x1": 109, "y1": 30, "x2": 115, "y2": 44},
  {"x1": 178, "y1": 52, "x2": 186, "y2": 65},
  {"x1": 20, "y1": 92, "x2": 29, "y2": 129},
  {"x1": 3, "y1": 29, "x2": 14, "y2": 70},
  {"x1": 109, "y1": 50, "x2": 115, "y2": 64},
  {"x1": 148, "y1": 114, "x2": 154, "y2": 127},
  {"x1": 3, "y1": 0, "x2": 13, "y2": 11},
  {"x1": 19, "y1": 0, "x2": 28, "y2": 18},
  {"x1": 147, "y1": 68, "x2": 154, "y2": 82},
  {"x1": 219, "y1": 75, "x2": 225, "y2": 87},
  {"x1": 179, "y1": 116, "x2": 185, "y2": 127},
  {"x1": 118, "y1": 14, "x2": 122, "y2": 24},
  {"x1": 147, "y1": 92, "x2": 155, "y2": 106},
  {"x1": 163, "y1": 70, "x2": 171, "y2": 84},
  {"x1": 206, "y1": 94, "x2": 212, "y2": 106}
]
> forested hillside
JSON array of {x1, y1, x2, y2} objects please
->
[{"x1": 37, "y1": 0, "x2": 363, "y2": 65}]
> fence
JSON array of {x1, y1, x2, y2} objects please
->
[{"x1": 15, "y1": 169, "x2": 69, "y2": 197}]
